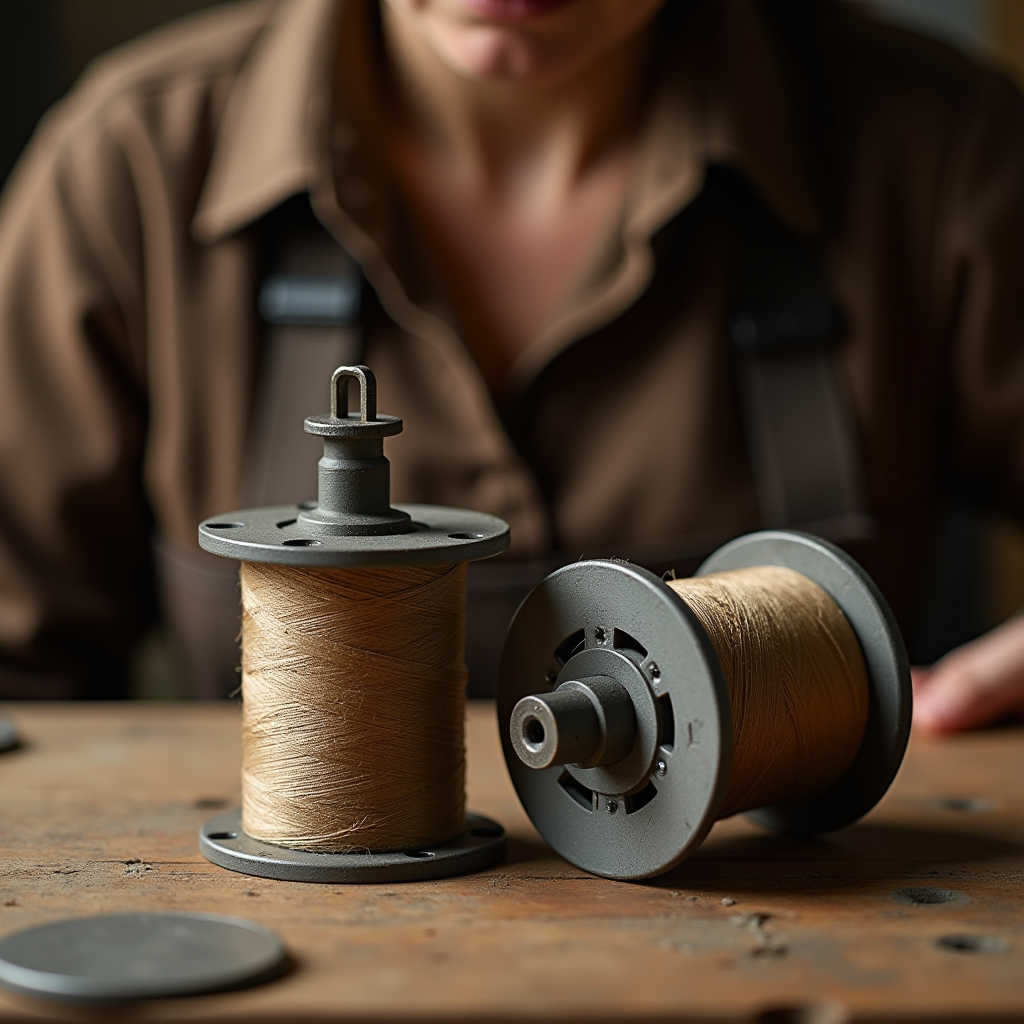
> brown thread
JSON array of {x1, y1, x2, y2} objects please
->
[
  {"x1": 667, "y1": 566, "x2": 869, "y2": 817},
  {"x1": 240, "y1": 560, "x2": 467, "y2": 853}
]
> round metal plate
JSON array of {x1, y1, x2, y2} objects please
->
[
  {"x1": 0, "y1": 716, "x2": 17, "y2": 753},
  {"x1": 0, "y1": 913, "x2": 286, "y2": 1003},
  {"x1": 498, "y1": 560, "x2": 732, "y2": 880},
  {"x1": 199, "y1": 503, "x2": 509, "y2": 567},
  {"x1": 697, "y1": 529, "x2": 912, "y2": 835},
  {"x1": 200, "y1": 810, "x2": 506, "y2": 882}
]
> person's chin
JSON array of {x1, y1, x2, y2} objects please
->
[
  {"x1": 459, "y1": 0, "x2": 579, "y2": 23},
  {"x1": 437, "y1": 25, "x2": 562, "y2": 81}
]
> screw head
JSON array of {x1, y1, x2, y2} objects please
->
[
  {"x1": 606, "y1": 799, "x2": 618, "y2": 814},
  {"x1": 656, "y1": 760, "x2": 667, "y2": 777},
  {"x1": 648, "y1": 662, "x2": 661, "y2": 681}
]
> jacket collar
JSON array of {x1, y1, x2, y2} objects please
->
[
  {"x1": 625, "y1": 0, "x2": 822, "y2": 245},
  {"x1": 192, "y1": 0, "x2": 343, "y2": 243}
]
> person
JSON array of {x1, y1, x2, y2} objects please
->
[{"x1": 1, "y1": 0, "x2": 1023, "y2": 729}]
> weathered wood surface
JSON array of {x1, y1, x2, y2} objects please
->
[{"x1": 0, "y1": 702, "x2": 1022, "y2": 1023}]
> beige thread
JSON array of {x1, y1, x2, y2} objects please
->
[
  {"x1": 239, "y1": 560, "x2": 467, "y2": 853},
  {"x1": 668, "y1": 566, "x2": 869, "y2": 818}
]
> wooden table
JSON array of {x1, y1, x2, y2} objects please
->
[{"x1": 0, "y1": 702, "x2": 1021, "y2": 1023}]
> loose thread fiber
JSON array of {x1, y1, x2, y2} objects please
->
[
  {"x1": 668, "y1": 566, "x2": 869, "y2": 818},
  {"x1": 240, "y1": 560, "x2": 467, "y2": 853}
]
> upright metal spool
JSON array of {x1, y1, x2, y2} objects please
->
[
  {"x1": 498, "y1": 531, "x2": 912, "y2": 880},
  {"x1": 199, "y1": 365, "x2": 509, "y2": 882}
]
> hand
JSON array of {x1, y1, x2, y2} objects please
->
[{"x1": 913, "y1": 614, "x2": 1024, "y2": 732}]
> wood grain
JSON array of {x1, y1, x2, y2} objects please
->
[{"x1": 0, "y1": 702, "x2": 1022, "y2": 1023}]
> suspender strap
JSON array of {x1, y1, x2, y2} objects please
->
[
  {"x1": 152, "y1": 197, "x2": 365, "y2": 698},
  {"x1": 726, "y1": 172, "x2": 872, "y2": 537},
  {"x1": 242, "y1": 196, "x2": 365, "y2": 507}
]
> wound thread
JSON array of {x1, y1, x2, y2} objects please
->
[
  {"x1": 668, "y1": 565, "x2": 869, "y2": 818},
  {"x1": 240, "y1": 560, "x2": 467, "y2": 853}
]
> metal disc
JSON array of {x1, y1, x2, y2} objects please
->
[
  {"x1": 497, "y1": 560, "x2": 732, "y2": 880},
  {"x1": 0, "y1": 716, "x2": 17, "y2": 753},
  {"x1": 0, "y1": 913, "x2": 286, "y2": 1003},
  {"x1": 697, "y1": 529, "x2": 912, "y2": 835},
  {"x1": 199, "y1": 503, "x2": 509, "y2": 567},
  {"x1": 200, "y1": 810, "x2": 506, "y2": 883}
]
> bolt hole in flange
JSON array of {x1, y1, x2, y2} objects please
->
[
  {"x1": 207, "y1": 522, "x2": 244, "y2": 530},
  {"x1": 405, "y1": 850, "x2": 436, "y2": 859},
  {"x1": 282, "y1": 538, "x2": 321, "y2": 547},
  {"x1": 276, "y1": 518, "x2": 297, "y2": 529},
  {"x1": 448, "y1": 532, "x2": 484, "y2": 540},
  {"x1": 935, "y1": 934, "x2": 1010, "y2": 955},
  {"x1": 890, "y1": 886, "x2": 966, "y2": 907},
  {"x1": 207, "y1": 831, "x2": 238, "y2": 841}
]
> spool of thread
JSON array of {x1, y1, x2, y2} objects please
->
[
  {"x1": 499, "y1": 532, "x2": 911, "y2": 880},
  {"x1": 240, "y1": 561, "x2": 467, "y2": 853},
  {"x1": 666, "y1": 565, "x2": 869, "y2": 818},
  {"x1": 198, "y1": 365, "x2": 510, "y2": 883}
]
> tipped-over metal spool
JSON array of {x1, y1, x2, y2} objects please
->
[
  {"x1": 199, "y1": 365, "x2": 509, "y2": 882},
  {"x1": 498, "y1": 530, "x2": 912, "y2": 880}
]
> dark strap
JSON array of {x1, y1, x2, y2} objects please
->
[
  {"x1": 152, "y1": 196, "x2": 365, "y2": 697},
  {"x1": 726, "y1": 172, "x2": 872, "y2": 538},
  {"x1": 242, "y1": 195, "x2": 365, "y2": 506}
]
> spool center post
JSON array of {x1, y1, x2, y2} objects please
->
[
  {"x1": 510, "y1": 677, "x2": 636, "y2": 769},
  {"x1": 298, "y1": 365, "x2": 411, "y2": 535}
]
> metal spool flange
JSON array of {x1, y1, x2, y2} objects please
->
[
  {"x1": 697, "y1": 530, "x2": 911, "y2": 835},
  {"x1": 198, "y1": 366, "x2": 510, "y2": 882},
  {"x1": 200, "y1": 810, "x2": 506, "y2": 884},
  {"x1": 498, "y1": 530, "x2": 910, "y2": 880}
]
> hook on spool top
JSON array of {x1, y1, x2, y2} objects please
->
[
  {"x1": 497, "y1": 531, "x2": 911, "y2": 880},
  {"x1": 199, "y1": 364, "x2": 509, "y2": 566}
]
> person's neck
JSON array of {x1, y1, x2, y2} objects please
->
[{"x1": 380, "y1": 8, "x2": 654, "y2": 198}]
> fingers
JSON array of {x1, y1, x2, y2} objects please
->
[{"x1": 913, "y1": 616, "x2": 1024, "y2": 733}]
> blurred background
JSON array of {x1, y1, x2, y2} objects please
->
[{"x1": 1, "y1": 0, "x2": 1023, "y2": 669}]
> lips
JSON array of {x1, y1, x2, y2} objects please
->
[{"x1": 460, "y1": 0, "x2": 579, "y2": 22}]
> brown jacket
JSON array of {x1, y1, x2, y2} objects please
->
[{"x1": 2, "y1": 0, "x2": 1024, "y2": 697}]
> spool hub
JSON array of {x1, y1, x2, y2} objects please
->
[
  {"x1": 498, "y1": 531, "x2": 911, "y2": 880},
  {"x1": 199, "y1": 366, "x2": 509, "y2": 882}
]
